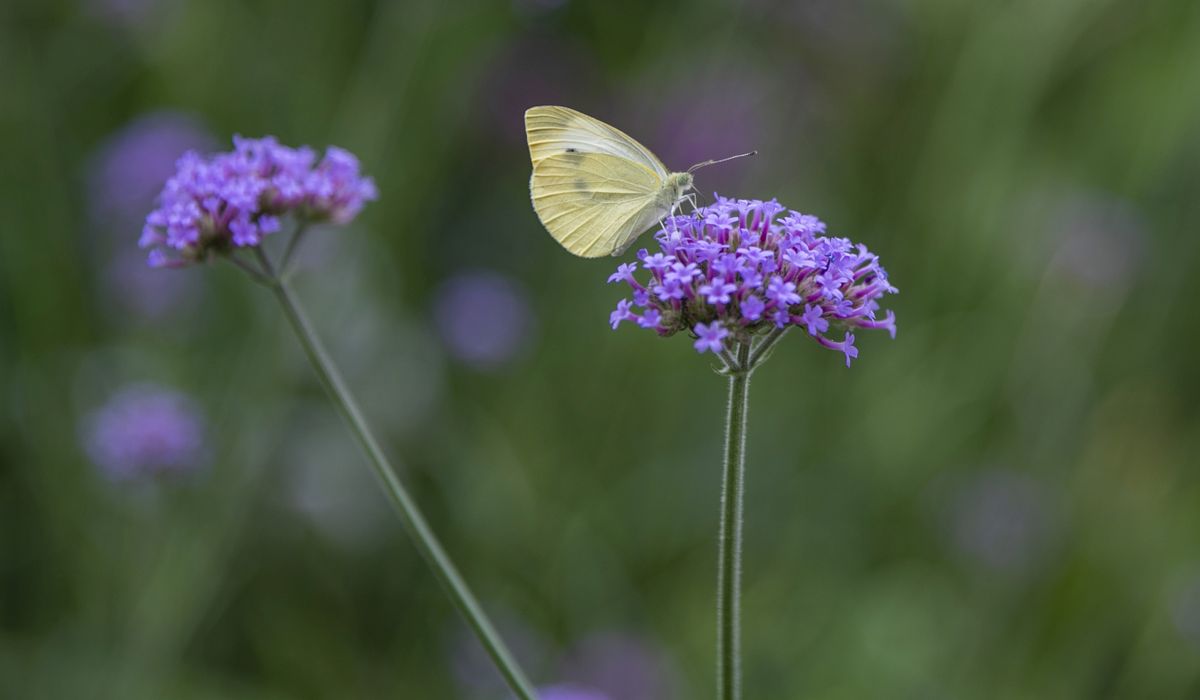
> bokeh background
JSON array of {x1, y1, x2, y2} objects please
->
[{"x1": 2, "y1": 0, "x2": 1200, "y2": 697}]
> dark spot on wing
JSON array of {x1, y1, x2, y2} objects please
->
[
  {"x1": 560, "y1": 150, "x2": 586, "y2": 165},
  {"x1": 573, "y1": 178, "x2": 588, "y2": 190}
]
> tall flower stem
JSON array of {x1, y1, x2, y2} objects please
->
[
  {"x1": 717, "y1": 340, "x2": 753, "y2": 700},
  {"x1": 246, "y1": 247, "x2": 539, "y2": 700},
  {"x1": 279, "y1": 222, "x2": 309, "y2": 277}
]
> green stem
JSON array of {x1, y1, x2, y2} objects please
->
[
  {"x1": 748, "y1": 326, "x2": 788, "y2": 368},
  {"x1": 225, "y1": 252, "x2": 274, "y2": 286},
  {"x1": 717, "y1": 341, "x2": 752, "y2": 700},
  {"x1": 252, "y1": 249, "x2": 538, "y2": 700},
  {"x1": 279, "y1": 222, "x2": 309, "y2": 278}
]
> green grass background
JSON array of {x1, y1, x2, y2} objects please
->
[{"x1": 2, "y1": 0, "x2": 1200, "y2": 697}]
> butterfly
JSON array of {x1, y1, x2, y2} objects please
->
[{"x1": 525, "y1": 105, "x2": 754, "y2": 258}]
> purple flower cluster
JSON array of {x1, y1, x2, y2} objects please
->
[
  {"x1": 81, "y1": 383, "x2": 206, "y2": 480},
  {"x1": 139, "y1": 136, "x2": 377, "y2": 267},
  {"x1": 608, "y1": 195, "x2": 897, "y2": 366}
]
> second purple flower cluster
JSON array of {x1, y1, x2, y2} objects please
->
[
  {"x1": 139, "y1": 135, "x2": 377, "y2": 267},
  {"x1": 82, "y1": 383, "x2": 206, "y2": 481},
  {"x1": 608, "y1": 195, "x2": 898, "y2": 366}
]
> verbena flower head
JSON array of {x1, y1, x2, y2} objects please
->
[
  {"x1": 140, "y1": 135, "x2": 377, "y2": 267},
  {"x1": 82, "y1": 383, "x2": 206, "y2": 480},
  {"x1": 607, "y1": 195, "x2": 898, "y2": 366}
]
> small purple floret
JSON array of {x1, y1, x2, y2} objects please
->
[
  {"x1": 800, "y1": 304, "x2": 829, "y2": 336},
  {"x1": 741, "y1": 294, "x2": 765, "y2": 322},
  {"x1": 607, "y1": 262, "x2": 639, "y2": 286},
  {"x1": 606, "y1": 195, "x2": 898, "y2": 366},
  {"x1": 693, "y1": 322, "x2": 729, "y2": 354},
  {"x1": 638, "y1": 308, "x2": 662, "y2": 329},
  {"x1": 610, "y1": 299, "x2": 637, "y2": 329}
]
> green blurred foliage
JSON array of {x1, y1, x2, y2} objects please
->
[{"x1": 2, "y1": 0, "x2": 1200, "y2": 697}]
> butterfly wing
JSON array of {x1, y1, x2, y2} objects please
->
[
  {"x1": 530, "y1": 152, "x2": 671, "y2": 258},
  {"x1": 525, "y1": 106, "x2": 670, "y2": 178}
]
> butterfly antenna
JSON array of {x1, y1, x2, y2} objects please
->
[{"x1": 687, "y1": 150, "x2": 758, "y2": 173}]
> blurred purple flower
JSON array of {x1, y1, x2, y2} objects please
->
[
  {"x1": 607, "y1": 196, "x2": 897, "y2": 364},
  {"x1": 434, "y1": 271, "x2": 535, "y2": 370},
  {"x1": 731, "y1": 0, "x2": 902, "y2": 72},
  {"x1": 84, "y1": 0, "x2": 167, "y2": 28},
  {"x1": 558, "y1": 632, "x2": 679, "y2": 700},
  {"x1": 946, "y1": 469, "x2": 1054, "y2": 577},
  {"x1": 1047, "y1": 192, "x2": 1146, "y2": 294},
  {"x1": 87, "y1": 111, "x2": 215, "y2": 234},
  {"x1": 140, "y1": 136, "x2": 377, "y2": 267},
  {"x1": 650, "y1": 79, "x2": 767, "y2": 173},
  {"x1": 476, "y1": 39, "x2": 597, "y2": 145},
  {"x1": 538, "y1": 686, "x2": 610, "y2": 700},
  {"x1": 1169, "y1": 574, "x2": 1200, "y2": 650},
  {"x1": 86, "y1": 113, "x2": 212, "y2": 317},
  {"x1": 81, "y1": 383, "x2": 205, "y2": 480}
]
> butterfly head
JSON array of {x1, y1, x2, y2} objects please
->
[{"x1": 665, "y1": 171, "x2": 694, "y2": 199}]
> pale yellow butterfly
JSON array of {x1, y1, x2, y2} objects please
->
[{"x1": 525, "y1": 105, "x2": 754, "y2": 258}]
